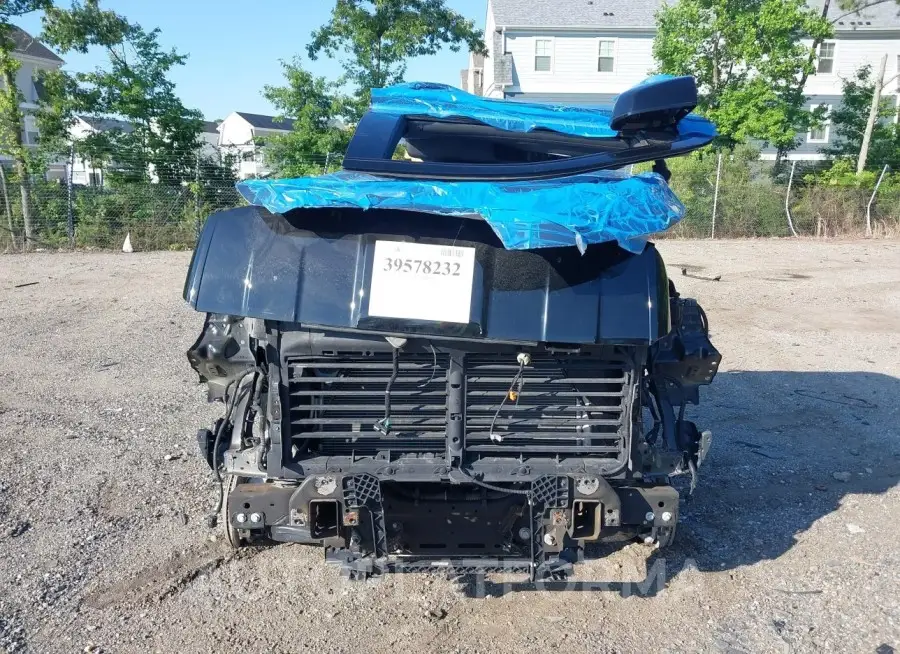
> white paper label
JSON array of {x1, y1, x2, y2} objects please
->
[{"x1": 368, "y1": 240, "x2": 476, "y2": 324}]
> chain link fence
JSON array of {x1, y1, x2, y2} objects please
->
[
  {"x1": 2, "y1": 148, "x2": 898, "y2": 253},
  {"x1": 0, "y1": 148, "x2": 345, "y2": 253},
  {"x1": 656, "y1": 155, "x2": 900, "y2": 240}
]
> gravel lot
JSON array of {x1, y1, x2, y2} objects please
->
[{"x1": 1, "y1": 240, "x2": 899, "y2": 654}]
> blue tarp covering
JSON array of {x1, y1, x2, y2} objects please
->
[
  {"x1": 371, "y1": 79, "x2": 716, "y2": 142},
  {"x1": 237, "y1": 170, "x2": 684, "y2": 254},
  {"x1": 237, "y1": 77, "x2": 715, "y2": 253}
]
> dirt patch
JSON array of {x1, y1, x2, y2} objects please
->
[{"x1": 1, "y1": 241, "x2": 899, "y2": 654}]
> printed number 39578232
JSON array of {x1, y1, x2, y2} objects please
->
[{"x1": 383, "y1": 258, "x2": 461, "y2": 276}]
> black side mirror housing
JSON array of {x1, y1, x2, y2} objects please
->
[{"x1": 610, "y1": 76, "x2": 698, "y2": 133}]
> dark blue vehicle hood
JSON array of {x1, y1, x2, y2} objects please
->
[{"x1": 184, "y1": 205, "x2": 670, "y2": 345}]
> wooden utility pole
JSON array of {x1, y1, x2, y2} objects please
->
[{"x1": 858, "y1": 53, "x2": 888, "y2": 174}]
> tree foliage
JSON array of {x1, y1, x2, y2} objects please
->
[
  {"x1": 0, "y1": 1, "x2": 55, "y2": 245},
  {"x1": 34, "y1": 0, "x2": 128, "y2": 160},
  {"x1": 307, "y1": 0, "x2": 486, "y2": 117},
  {"x1": 40, "y1": 4, "x2": 203, "y2": 184},
  {"x1": 40, "y1": 0, "x2": 129, "y2": 52},
  {"x1": 654, "y1": 0, "x2": 832, "y2": 151},
  {"x1": 821, "y1": 65, "x2": 900, "y2": 170},
  {"x1": 261, "y1": 58, "x2": 351, "y2": 177}
]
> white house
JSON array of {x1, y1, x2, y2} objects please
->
[
  {"x1": 465, "y1": 0, "x2": 900, "y2": 159},
  {"x1": 199, "y1": 120, "x2": 221, "y2": 158},
  {"x1": 67, "y1": 116, "x2": 228, "y2": 185},
  {"x1": 0, "y1": 27, "x2": 65, "y2": 177},
  {"x1": 216, "y1": 111, "x2": 294, "y2": 179},
  {"x1": 793, "y1": 0, "x2": 900, "y2": 159},
  {"x1": 68, "y1": 115, "x2": 133, "y2": 186}
]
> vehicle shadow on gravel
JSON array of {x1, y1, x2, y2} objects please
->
[{"x1": 460, "y1": 370, "x2": 900, "y2": 598}]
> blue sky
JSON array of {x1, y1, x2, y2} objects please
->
[{"x1": 16, "y1": 0, "x2": 486, "y2": 121}]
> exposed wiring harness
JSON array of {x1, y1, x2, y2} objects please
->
[
  {"x1": 451, "y1": 352, "x2": 535, "y2": 498},
  {"x1": 373, "y1": 346, "x2": 400, "y2": 435},
  {"x1": 452, "y1": 466, "x2": 534, "y2": 499},
  {"x1": 487, "y1": 353, "x2": 530, "y2": 443},
  {"x1": 417, "y1": 344, "x2": 439, "y2": 388},
  {"x1": 697, "y1": 304, "x2": 709, "y2": 335},
  {"x1": 206, "y1": 368, "x2": 260, "y2": 527},
  {"x1": 643, "y1": 374, "x2": 662, "y2": 445}
]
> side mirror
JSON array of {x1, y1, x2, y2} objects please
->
[{"x1": 611, "y1": 76, "x2": 698, "y2": 132}]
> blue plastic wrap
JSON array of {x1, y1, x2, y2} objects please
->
[
  {"x1": 372, "y1": 82, "x2": 617, "y2": 137},
  {"x1": 237, "y1": 170, "x2": 684, "y2": 254},
  {"x1": 370, "y1": 80, "x2": 716, "y2": 142}
]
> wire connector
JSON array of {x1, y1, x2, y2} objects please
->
[
  {"x1": 374, "y1": 346, "x2": 401, "y2": 435},
  {"x1": 488, "y1": 354, "x2": 530, "y2": 444}
]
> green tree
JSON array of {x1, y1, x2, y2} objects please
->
[
  {"x1": 307, "y1": 0, "x2": 486, "y2": 118},
  {"x1": 39, "y1": 2, "x2": 202, "y2": 185},
  {"x1": 194, "y1": 149, "x2": 239, "y2": 209},
  {"x1": 0, "y1": 0, "x2": 128, "y2": 246},
  {"x1": 821, "y1": 65, "x2": 900, "y2": 170},
  {"x1": 653, "y1": 0, "x2": 832, "y2": 152},
  {"x1": 0, "y1": 1, "x2": 52, "y2": 246},
  {"x1": 76, "y1": 25, "x2": 201, "y2": 183},
  {"x1": 36, "y1": 0, "x2": 129, "y2": 169},
  {"x1": 261, "y1": 58, "x2": 352, "y2": 177}
]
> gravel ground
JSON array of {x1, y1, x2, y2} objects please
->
[{"x1": 1, "y1": 240, "x2": 899, "y2": 654}]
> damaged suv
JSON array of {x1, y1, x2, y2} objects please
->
[{"x1": 184, "y1": 75, "x2": 720, "y2": 581}]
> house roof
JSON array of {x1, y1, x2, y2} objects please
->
[
  {"x1": 808, "y1": 0, "x2": 900, "y2": 31},
  {"x1": 201, "y1": 120, "x2": 220, "y2": 134},
  {"x1": 6, "y1": 26, "x2": 63, "y2": 63},
  {"x1": 489, "y1": 0, "x2": 900, "y2": 31},
  {"x1": 235, "y1": 112, "x2": 295, "y2": 131},
  {"x1": 77, "y1": 115, "x2": 134, "y2": 133},
  {"x1": 490, "y1": 0, "x2": 664, "y2": 28}
]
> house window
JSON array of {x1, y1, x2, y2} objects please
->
[
  {"x1": 817, "y1": 42, "x2": 835, "y2": 74},
  {"x1": 807, "y1": 104, "x2": 831, "y2": 143},
  {"x1": 534, "y1": 39, "x2": 552, "y2": 72},
  {"x1": 598, "y1": 40, "x2": 615, "y2": 72}
]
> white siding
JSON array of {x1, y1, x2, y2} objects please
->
[
  {"x1": 0, "y1": 51, "x2": 65, "y2": 172},
  {"x1": 15, "y1": 61, "x2": 38, "y2": 104},
  {"x1": 217, "y1": 115, "x2": 293, "y2": 179},
  {"x1": 216, "y1": 114, "x2": 256, "y2": 178},
  {"x1": 805, "y1": 36, "x2": 900, "y2": 96},
  {"x1": 67, "y1": 118, "x2": 107, "y2": 186},
  {"x1": 504, "y1": 30, "x2": 656, "y2": 94},
  {"x1": 198, "y1": 130, "x2": 220, "y2": 158},
  {"x1": 0, "y1": 60, "x2": 53, "y2": 105},
  {"x1": 482, "y1": 0, "x2": 499, "y2": 97},
  {"x1": 217, "y1": 113, "x2": 254, "y2": 147}
]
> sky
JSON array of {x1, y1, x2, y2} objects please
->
[{"x1": 16, "y1": 0, "x2": 487, "y2": 121}]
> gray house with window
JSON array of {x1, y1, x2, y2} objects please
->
[{"x1": 463, "y1": 0, "x2": 900, "y2": 160}]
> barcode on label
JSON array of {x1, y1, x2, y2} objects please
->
[{"x1": 440, "y1": 247, "x2": 467, "y2": 258}]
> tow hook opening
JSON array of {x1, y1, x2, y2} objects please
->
[
  {"x1": 572, "y1": 500, "x2": 601, "y2": 540},
  {"x1": 310, "y1": 500, "x2": 340, "y2": 540}
]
